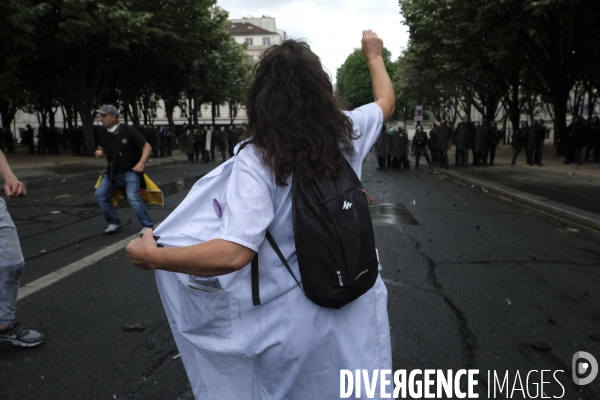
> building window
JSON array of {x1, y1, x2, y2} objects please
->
[
  {"x1": 262, "y1": 37, "x2": 271, "y2": 46},
  {"x1": 245, "y1": 38, "x2": 253, "y2": 46}
]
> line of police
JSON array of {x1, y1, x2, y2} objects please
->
[
  {"x1": 0, "y1": 123, "x2": 245, "y2": 162},
  {"x1": 373, "y1": 115, "x2": 600, "y2": 170},
  {"x1": 12, "y1": 124, "x2": 87, "y2": 156},
  {"x1": 178, "y1": 124, "x2": 243, "y2": 164},
  {"x1": 374, "y1": 117, "x2": 505, "y2": 171},
  {"x1": 562, "y1": 116, "x2": 600, "y2": 165}
]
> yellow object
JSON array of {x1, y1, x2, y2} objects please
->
[{"x1": 94, "y1": 174, "x2": 164, "y2": 207}]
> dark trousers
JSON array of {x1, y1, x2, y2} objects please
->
[
  {"x1": 456, "y1": 149, "x2": 469, "y2": 167},
  {"x1": 415, "y1": 147, "x2": 431, "y2": 168},
  {"x1": 377, "y1": 156, "x2": 387, "y2": 170},
  {"x1": 219, "y1": 141, "x2": 227, "y2": 162},
  {"x1": 436, "y1": 150, "x2": 449, "y2": 168},
  {"x1": 187, "y1": 152, "x2": 194, "y2": 163},
  {"x1": 489, "y1": 147, "x2": 496, "y2": 165},
  {"x1": 228, "y1": 140, "x2": 236, "y2": 157},
  {"x1": 395, "y1": 156, "x2": 410, "y2": 170},
  {"x1": 574, "y1": 147, "x2": 583, "y2": 165},
  {"x1": 430, "y1": 149, "x2": 438, "y2": 166},
  {"x1": 533, "y1": 149, "x2": 543, "y2": 166},
  {"x1": 511, "y1": 145, "x2": 524, "y2": 165},
  {"x1": 525, "y1": 149, "x2": 534, "y2": 165}
]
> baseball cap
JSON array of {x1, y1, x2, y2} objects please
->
[{"x1": 96, "y1": 104, "x2": 118, "y2": 115}]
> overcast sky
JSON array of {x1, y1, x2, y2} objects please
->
[{"x1": 217, "y1": 0, "x2": 409, "y2": 84}]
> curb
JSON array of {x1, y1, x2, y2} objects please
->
[{"x1": 430, "y1": 167, "x2": 600, "y2": 232}]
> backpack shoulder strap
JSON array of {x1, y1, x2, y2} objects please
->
[
  {"x1": 251, "y1": 230, "x2": 304, "y2": 307},
  {"x1": 236, "y1": 140, "x2": 251, "y2": 155},
  {"x1": 265, "y1": 231, "x2": 303, "y2": 291}
]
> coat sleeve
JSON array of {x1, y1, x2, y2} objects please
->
[
  {"x1": 217, "y1": 146, "x2": 274, "y2": 252},
  {"x1": 344, "y1": 103, "x2": 384, "y2": 162}
]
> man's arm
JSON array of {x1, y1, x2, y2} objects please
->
[
  {"x1": 361, "y1": 30, "x2": 395, "y2": 122},
  {"x1": 0, "y1": 149, "x2": 26, "y2": 198},
  {"x1": 133, "y1": 143, "x2": 152, "y2": 173}
]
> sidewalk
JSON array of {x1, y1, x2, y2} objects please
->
[
  {"x1": 4, "y1": 144, "x2": 188, "y2": 187},
  {"x1": 418, "y1": 145, "x2": 600, "y2": 232}
]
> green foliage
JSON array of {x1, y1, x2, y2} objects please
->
[
  {"x1": 397, "y1": 0, "x2": 600, "y2": 152},
  {"x1": 336, "y1": 48, "x2": 394, "y2": 110}
]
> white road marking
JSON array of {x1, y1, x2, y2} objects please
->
[{"x1": 17, "y1": 234, "x2": 138, "y2": 301}]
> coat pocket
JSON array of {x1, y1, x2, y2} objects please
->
[{"x1": 177, "y1": 280, "x2": 233, "y2": 339}]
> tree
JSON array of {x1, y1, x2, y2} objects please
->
[
  {"x1": 30, "y1": 0, "x2": 229, "y2": 154},
  {"x1": 398, "y1": 0, "x2": 600, "y2": 155},
  {"x1": 336, "y1": 48, "x2": 395, "y2": 110},
  {"x1": 0, "y1": 0, "x2": 47, "y2": 130}
]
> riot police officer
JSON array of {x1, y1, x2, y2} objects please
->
[{"x1": 413, "y1": 126, "x2": 431, "y2": 169}]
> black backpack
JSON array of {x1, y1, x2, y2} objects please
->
[{"x1": 251, "y1": 155, "x2": 379, "y2": 309}]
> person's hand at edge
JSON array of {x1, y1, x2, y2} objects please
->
[
  {"x1": 4, "y1": 176, "x2": 26, "y2": 198},
  {"x1": 361, "y1": 29, "x2": 384, "y2": 62},
  {"x1": 126, "y1": 228, "x2": 157, "y2": 270}
]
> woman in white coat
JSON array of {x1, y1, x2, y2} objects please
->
[{"x1": 126, "y1": 30, "x2": 396, "y2": 399}]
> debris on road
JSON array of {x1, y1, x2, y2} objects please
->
[
  {"x1": 50, "y1": 211, "x2": 61, "y2": 214},
  {"x1": 531, "y1": 342, "x2": 552, "y2": 351},
  {"x1": 590, "y1": 333, "x2": 600, "y2": 342},
  {"x1": 123, "y1": 323, "x2": 145, "y2": 332}
]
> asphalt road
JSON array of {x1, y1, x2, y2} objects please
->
[
  {"x1": 443, "y1": 165, "x2": 600, "y2": 216},
  {"x1": 1, "y1": 154, "x2": 599, "y2": 399}
]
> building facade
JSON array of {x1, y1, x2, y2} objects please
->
[{"x1": 229, "y1": 17, "x2": 286, "y2": 61}]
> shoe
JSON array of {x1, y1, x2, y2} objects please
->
[
  {"x1": 0, "y1": 322, "x2": 44, "y2": 347},
  {"x1": 104, "y1": 224, "x2": 123, "y2": 234},
  {"x1": 139, "y1": 227, "x2": 152, "y2": 236}
]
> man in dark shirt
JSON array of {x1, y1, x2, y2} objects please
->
[{"x1": 94, "y1": 105, "x2": 153, "y2": 234}]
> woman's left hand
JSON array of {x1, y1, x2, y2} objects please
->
[{"x1": 126, "y1": 229, "x2": 157, "y2": 270}]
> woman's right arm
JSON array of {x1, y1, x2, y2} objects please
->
[{"x1": 361, "y1": 30, "x2": 395, "y2": 122}]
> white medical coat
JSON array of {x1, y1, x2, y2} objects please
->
[{"x1": 154, "y1": 103, "x2": 392, "y2": 399}]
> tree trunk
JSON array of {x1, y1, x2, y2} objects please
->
[
  {"x1": 128, "y1": 100, "x2": 140, "y2": 127},
  {"x1": 463, "y1": 95, "x2": 472, "y2": 120},
  {"x1": 229, "y1": 102, "x2": 238, "y2": 125},
  {"x1": 60, "y1": 105, "x2": 68, "y2": 129},
  {"x1": 211, "y1": 102, "x2": 217, "y2": 126},
  {"x1": 0, "y1": 99, "x2": 17, "y2": 129},
  {"x1": 192, "y1": 98, "x2": 198, "y2": 126},
  {"x1": 552, "y1": 95, "x2": 568, "y2": 157},
  {"x1": 164, "y1": 97, "x2": 177, "y2": 146},
  {"x1": 507, "y1": 73, "x2": 521, "y2": 135},
  {"x1": 77, "y1": 105, "x2": 96, "y2": 156}
]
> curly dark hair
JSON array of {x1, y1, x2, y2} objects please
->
[{"x1": 244, "y1": 40, "x2": 358, "y2": 186}]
